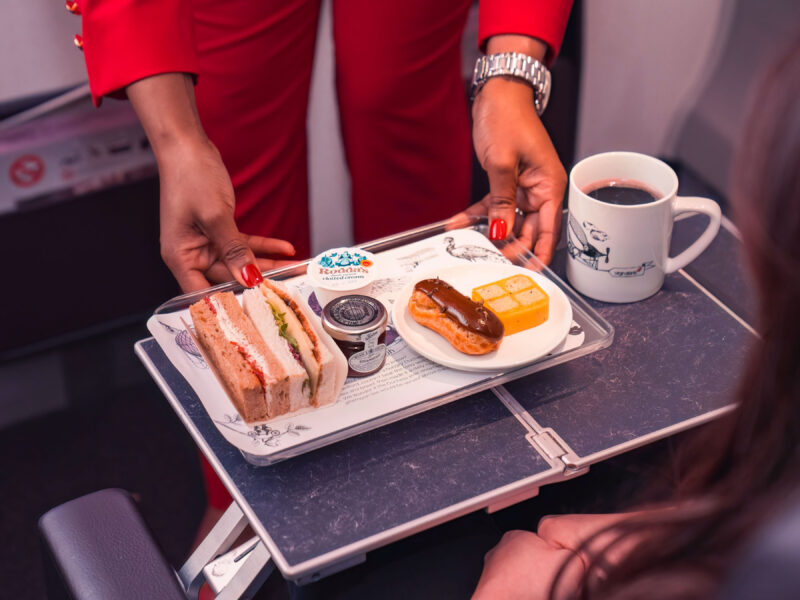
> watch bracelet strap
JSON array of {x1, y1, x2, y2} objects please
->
[{"x1": 471, "y1": 52, "x2": 551, "y2": 115}]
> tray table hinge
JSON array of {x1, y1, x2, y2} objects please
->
[
  {"x1": 204, "y1": 537, "x2": 273, "y2": 600},
  {"x1": 179, "y1": 502, "x2": 250, "y2": 599},
  {"x1": 527, "y1": 428, "x2": 588, "y2": 477},
  {"x1": 527, "y1": 430, "x2": 566, "y2": 459}
]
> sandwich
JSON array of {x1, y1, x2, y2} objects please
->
[
  {"x1": 189, "y1": 281, "x2": 339, "y2": 423},
  {"x1": 189, "y1": 291, "x2": 291, "y2": 421},
  {"x1": 242, "y1": 280, "x2": 338, "y2": 409}
]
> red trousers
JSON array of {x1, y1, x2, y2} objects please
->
[
  {"x1": 192, "y1": 0, "x2": 474, "y2": 508},
  {"x1": 193, "y1": 0, "x2": 474, "y2": 259}
]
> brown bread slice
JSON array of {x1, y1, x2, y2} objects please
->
[
  {"x1": 211, "y1": 292, "x2": 293, "y2": 418},
  {"x1": 190, "y1": 298, "x2": 268, "y2": 422},
  {"x1": 190, "y1": 292, "x2": 291, "y2": 421}
]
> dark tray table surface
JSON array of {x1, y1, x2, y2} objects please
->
[
  {"x1": 504, "y1": 214, "x2": 753, "y2": 460},
  {"x1": 140, "y1": 343, "x2": 551, "y2": 568}
]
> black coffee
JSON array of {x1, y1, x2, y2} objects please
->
[{"x1": 584, "y1": 179, "x2": 660, "y2": 206}]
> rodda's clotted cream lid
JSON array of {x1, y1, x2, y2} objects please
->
[{"x1": 307, "y1": 247, "x2": 379, "y2": 307}]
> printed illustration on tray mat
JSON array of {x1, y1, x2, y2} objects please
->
[
  {"x1": 214, "y1": 414, "x2": 311, "y2": 448},
  {"x1": 159, "y1": 320, "x2": 207, "y2": 368},
  {"x1": 443, "y1": 236, "x2": 510, "y2": 264},
  {"x1": 396, "y1": 247, "x2": 439, "y2": 272},
  {"x1": 567, "y1": 215, "x2": 654, "y2": 278}
]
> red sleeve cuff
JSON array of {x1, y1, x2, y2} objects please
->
[
  {"x1": 478, "y1": 0, "x2": 574, "y2": 66},
  {"x1": 80, "y1": 0, "x2": 199, "y2": 106}
]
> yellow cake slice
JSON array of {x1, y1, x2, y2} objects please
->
[{"x1": 472, "y1": 274, "x2": 549, "y2": 335}]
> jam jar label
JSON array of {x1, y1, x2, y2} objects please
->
[{"x1": 348, "y1": 329, "x2": 386, "y2": 374}]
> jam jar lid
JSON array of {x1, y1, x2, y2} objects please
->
[{"x1": 321, "y1": 295, "x2": 388, "y2": 343}]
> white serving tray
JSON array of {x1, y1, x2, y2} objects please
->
[{"x1": 149, "y1": 218, "x2": 614, "y2": 465}]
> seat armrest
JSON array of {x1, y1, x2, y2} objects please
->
[{"x1": 39, "y1": 488, "x2": 186, "y2": 600}]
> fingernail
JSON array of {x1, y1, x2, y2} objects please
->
[
  {"x1": 241, "y1": 264, "x2": 263, "y2": 288},
  {"x1": 489, "y1": 219, "x2": 507, "y2": 241}
]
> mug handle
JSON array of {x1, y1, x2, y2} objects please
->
[{"x1": 664, "y1": 196, "x2": 722, "y2": 274}]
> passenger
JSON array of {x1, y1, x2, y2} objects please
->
[{"x1": 473, "y1": 35, "x2": 800, "y2": 600}]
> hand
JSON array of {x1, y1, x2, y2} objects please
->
[
  {"x1": 469, "y1": 76, "x2": 567, "y2": 266},
  {"x1": 472, "y1": 530, "x2": 585, "y2": 600},
  {"x1": 125, "y1": 73, "x2": 296, "y2": 293},
  {"x1": 537, "y1": 513, "x2": 641, "y2": 578},
  {"x1": 158, "y1": 136, "x2": 296, "y2": 292}
]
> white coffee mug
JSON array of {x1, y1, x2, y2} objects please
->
[{"x1": 566, "y1": 152, "x2": 721, "y2": 303}]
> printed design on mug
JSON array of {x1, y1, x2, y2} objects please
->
[{"x1": 567, "y1": 215, "x2": 655, "y2": 278}]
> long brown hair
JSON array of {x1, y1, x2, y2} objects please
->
[{"x1": 566, "y1": 35, "x2": 800, "y2": 600}]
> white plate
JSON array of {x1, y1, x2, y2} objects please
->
[{"x1": 392, "y1": 264, "x2": 573, "y2": 372}]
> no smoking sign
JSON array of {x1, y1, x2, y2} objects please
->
[{"x1": 9, "y1": 154, "x2": 46, "y2": 188}]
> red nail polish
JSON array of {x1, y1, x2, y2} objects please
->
[
  {"x1": 489, "y1": 219, "x2": 507, "y2": 241},
  {"x1": 241, "y1": 264, "x2": 263, "y2": 288}
]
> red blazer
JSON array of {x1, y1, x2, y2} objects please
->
[{"x1": 72, "y1": 0, "x2": 573, "y2": 106}]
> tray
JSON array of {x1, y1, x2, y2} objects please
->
[{"x1": 148, "y1": 217, "x2": 614, "y2": 465}]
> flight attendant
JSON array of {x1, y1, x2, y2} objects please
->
[{"x1": 68, "y1": 0, "x2": 573, "y2": 539}]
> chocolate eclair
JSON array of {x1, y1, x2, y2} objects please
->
[{"x1": 408, "y1": 278, "x2": 504, "y2": 355}]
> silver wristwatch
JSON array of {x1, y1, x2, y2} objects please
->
[{"x1": 471, "y1": 52, "x2": 551, "y2": 116}]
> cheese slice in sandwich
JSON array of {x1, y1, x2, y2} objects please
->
[
  {"x1": 243, "y1": 280, "x2": 338, "y2": 408},
  {"x1": 189, "y1": 291, "x2": 291, "y2": 420}
]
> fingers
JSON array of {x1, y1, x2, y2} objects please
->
[
  {"x1": 202, "y1": 212, "x2": 263, "y2": 288},
  {"x1": 255, "y1": 258, "x2": 301, "y2": 271},
  {"x1": 462, "y1": 194, "x2": 492, "y2": 216},
  {"x1": 485, "y1": 161, "x2": 518, "y2": 241},
  {"x1": 160, "y1": 240, "x2": 213, "y2": 293},
  {"x1": 537, "y1": 512, "x2": 636, "y2": 571},
  {"x1": 531, "y1": 195, "x2": 563, "y2": 267},
  {"x1": 517, "y1": 210, "x2": 539, "y2": 252},
  {"x1": 444, "y1": 211, "x2": 475, "y2": 231},
  {"x1": 244, "y1": 235, "x2": 296, "y2": 258},
  {"x1": 205, "y1": 258, "x2": 301, "y2": 286},
  {"x1": 204, "y1": 263, "x2": 236, "y2": 286},
  {"x1": 445, "y1": 194, "x2": 491, "y2": 233},
  {"x1": 176, "y1": 269, "x2": 212, "y2": 294},
  {"x1": 537, "y1": 514, "x2": 576, "y2": 547}
]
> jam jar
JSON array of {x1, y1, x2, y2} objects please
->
[{"x1": 321, "y1": 295, "x2": 387, "y2": 377}]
